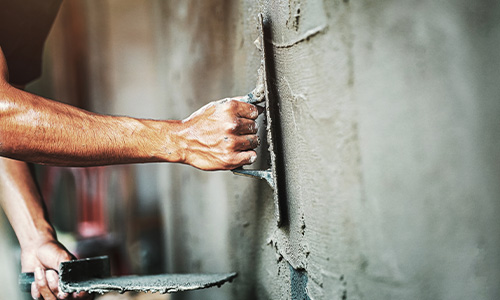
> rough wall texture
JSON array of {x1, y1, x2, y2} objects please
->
[
  {"x1": 153, "y1": 1, "x2": 500, "y2": 299},
  {"x1": 26, "y1": 0, "x2": 500, "y2": 299}
]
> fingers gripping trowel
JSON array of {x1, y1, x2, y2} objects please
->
[
  {"x1": 19, "y1": 256, "x2": 236, "y2": 294},
  {"x1": 233, "y1": 14, "x2": 285, "y2": 226}
]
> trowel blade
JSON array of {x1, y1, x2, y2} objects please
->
[
  {"x1": 259, "y1": 13, "x2": 284, "y2": 226},
  {"x1": 232, "y1": 168, "x2": 273, "y2": 188},
  {"x1": 234, "y1": 13, "x2": 284, "y2": 226},
  {"x1": 20, "y1": 256, "x2": 237, "y2": 295},
  {"x1": 59, "y1": 256, "x2": 237, "y2": 294},
  {"x1": 60, "y1": 272, "x2": 238, "y2": 294}
]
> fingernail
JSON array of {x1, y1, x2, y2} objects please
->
[
  {"x1": 250, "y1": 155, "x2": 257, "y2": 163},
  {"x1": 47, "y1": 271, "x2": 57, "y2": 284}
]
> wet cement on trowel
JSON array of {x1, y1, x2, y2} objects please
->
[{"x1": 60, "y1": 272, "x2": 237, "y2": 294}]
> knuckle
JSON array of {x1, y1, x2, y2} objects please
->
[
  {"x1": 225, "y1": 142, "x2": 234, "y2": 151},
  {"x1": 229, "y1": 99, "x2": 239, "y2": 108},
  {"x1": 222, "y1": 154, "x2": 234, "y2": 167},
  {"x1": 254, "y1": 135, "x2": 260, "y2": 146},
  {"x1": 224, "y1": 121, "x2": 236, "y2": 132},
  {"x1": 250, "y1": 106, "x2": 258, "y2": 118},
  {"x1": 245, "y1": 136, "x2": 256, "y2": 147},
  {"x1": 234, "y1": 118, "x2": 242, "y2": 130},
  {"x1": 223, "y1": 146, "x2": 233, "y2": 156},
  {"x1": 37, "y1": 279, "x2": 47, "y2": 288},
  {"x1": 223, "y1": 137, "x2": 234, "y2": 148}
]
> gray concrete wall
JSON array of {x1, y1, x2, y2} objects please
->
[
  {"x1": 152, "y1": 1, "x2": 500, "y2": 299},
  {"x1": 22, "y1": 0, "x2": 500, "y2": 299}
]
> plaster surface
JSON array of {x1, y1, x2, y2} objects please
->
[{"x1": 153, "y1": 1, "x2": 500, "y2": 299}]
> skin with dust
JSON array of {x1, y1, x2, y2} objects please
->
[{"x1": 180, "y1": 98, "x2": 260, "y2": 170}]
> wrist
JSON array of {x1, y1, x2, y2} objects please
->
[
  {"x1": 144, "y1": 119, "x2": 188, "y2": 164},
  {"x1": 18, "y1": 224, "x2": 57, "y2": 250}
]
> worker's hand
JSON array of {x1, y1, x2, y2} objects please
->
[
  {"x1": 181, "y1": 97, "x2": 262, "y2": 171},
  {"x1": 21, "y1": 238, "x2": 93, "y2": 300}
]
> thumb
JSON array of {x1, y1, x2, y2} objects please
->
[{"x1": 0, "y1": 47, "x2": 9, "y2": 83}]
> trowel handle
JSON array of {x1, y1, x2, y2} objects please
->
[
  {"x1": 239, "y1": 92, "x2": 265, "y2": 105},
  {"x1": 239, "y1": 93, "x2": 258, "y2": 104},
  {"x1": 19, "y1": 272, "x2": 35, "y2": 292}
]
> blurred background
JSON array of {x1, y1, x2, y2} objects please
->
[{"x1": 1, "y1": 0, "x2": 500, "y2": 300}]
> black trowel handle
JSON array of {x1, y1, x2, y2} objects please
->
[
  {"x1": 19, "y1": 272, "x2": 35, "y2": 292},
  {"x1": 18, "y1": 256, "x2": 111, "y2": 293}
]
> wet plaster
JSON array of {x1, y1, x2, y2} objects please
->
[
  {"x1": 60, "y1": 273, "x2": 237, "y2": 295},
  {"x1": 147, "y1": 0, "x2": 500, "y2": 299},
  {"x1": 249, "y1": 1, "x2": 500, "y2": 300},
  {"x1": 58, "y1": 257, "x2": 238, "y2": 295},
  {"x1": 256, "y1": 1, "x2": 362, "y2": 300}
]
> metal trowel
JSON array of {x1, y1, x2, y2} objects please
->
[
  {"x1": 233, "y1": 13, "x2": 286, "y2": 226},
  {"x1": 19, "y1": 256, "x2": 236, "y2": 294}
]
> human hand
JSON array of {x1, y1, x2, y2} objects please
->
[
  {"x1": 180, "y1": 97, "x2": 263, "y2": 170},
  {"x1": 21, "y1": 239, "x2": 92, "y2": 300}
]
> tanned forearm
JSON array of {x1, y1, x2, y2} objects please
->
[
  {"x1": 0, "y1": 83, "x2": 182, "y2": 166},
  {"x1": 0, "y1": 158, "x2": 78, "y2": 299},
  {"x1": 0, "y1": 158, "x2": 55, "y2": 252},
  {"x1": 0, "y1": 46, "x2": 260, "y2": 170}
]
